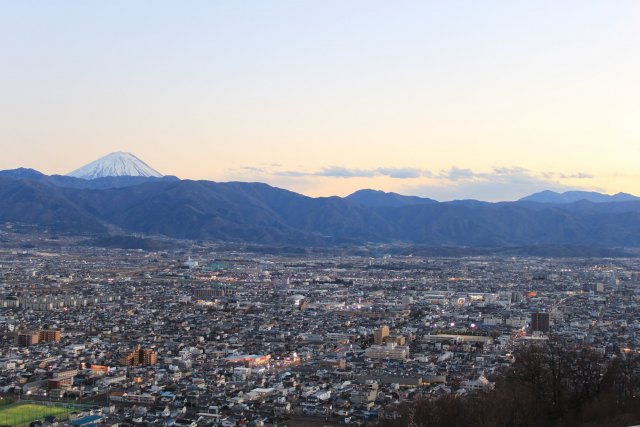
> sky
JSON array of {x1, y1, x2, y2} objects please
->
[{"x1": 1, "y1": 1, "x2": 639, "y2": 201}]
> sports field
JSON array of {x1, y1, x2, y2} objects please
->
[{"x1": 0, "y1": 403, "x2": 71, "y2": 426}]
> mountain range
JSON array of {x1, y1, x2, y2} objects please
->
[
  {"x1": 519, "y1": 190, "x2": 639, "y2": 204},
  {"x1": 1, "y1": 153, "x2": 640, "y2": 251}
]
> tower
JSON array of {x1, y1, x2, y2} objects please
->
[
  {"x1": 374, "y1": 325, "x2": 389, "y2": 345},
  {"x1": 531, "y1": 312, "x2": 550, "y2": 333}
]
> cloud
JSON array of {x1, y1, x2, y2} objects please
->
[
  {"x1": 314, "y1": 166, "x2": 379, "y2": 178},
  {"x1": 377, "y1": 167, "x2": 429, "y2": 179},
  {"x1": 274, "y1": 170, "x2": 313, "y2": 177},
  {"x1": 224, "y1": 163, "x2": 600, "y2": 201},
  {"x1": 404, "y1": 167, "x2": 601, "y2": 202},
  {"x1": 273, "y1": 166, "x2": 432, "y2": 179},
  {"x1": 434, "y1": 167, "x2": 593, "y2": 184},
  {"x1": 235, "y1": 166, "x2": 269, "y2": 174},
  {"x1": 437, "y1": 166, "x2": 545, "y2": 183},
  {"x1": 559, "y1": 172, "x2": 594, "y2": 179},
  {"x1": 439, "y1": 167, "x2": 477, "y2": 181}
]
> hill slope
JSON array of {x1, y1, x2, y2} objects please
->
[
  {"x1": 2, "y1": 173, "x2": 640, "y2": 248},
  {"x1": 345, "y1": 189, "x2": 436, "y2": 207}
]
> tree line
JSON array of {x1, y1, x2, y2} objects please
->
[{"x1": 379, "y1": 343, "x2": 640, "y2": 427}]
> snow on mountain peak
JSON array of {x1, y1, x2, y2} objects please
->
[{"x1": 67, "y1": 152, "x2": 163, "y2": 179}]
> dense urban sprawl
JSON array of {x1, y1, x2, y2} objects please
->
[{"x1": 1, "y1": 234, "x2": 639, "y2": 426}]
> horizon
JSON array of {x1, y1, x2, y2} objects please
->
[
  {"x1": 2, "y1": 1, "x2": 639, "y2": 201},
  {"x1": 2, "y1": 150, "x2": 638, "y2": 203}
]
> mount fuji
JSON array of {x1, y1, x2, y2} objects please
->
[{"x1": 67, "y1": 152, "x2": 163, "y2": 179}]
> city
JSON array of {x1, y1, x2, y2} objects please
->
[{"x1": 1, "y1": 231, "x2": 638, "y2": 426}]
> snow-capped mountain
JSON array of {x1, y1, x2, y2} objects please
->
[{"x1": 67, "y1": 152, "x2": 163, "y2": 179}]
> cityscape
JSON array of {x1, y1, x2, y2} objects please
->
[
  {"x1": 3, "y1": 1, "x2": 640, "y2": 426},
  {"x1": 1, "y1": 229, "x2": 640, "y2": 426}
]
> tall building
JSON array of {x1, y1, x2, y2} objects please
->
[
  {"x1": 511, "y1": 292, "x2": 523, "y2": 303},
  {"x1": 140, "y1": 348, "x2": 158, "y2": 365},
  {"x1": 374, "y1": 325, "x2": 389, "y2": 345},
  {"x1": 17, "y1": 332, "x2": 40, "y2": 346},
  {"x1": 39, "y1": 329, "x2": 61, "y2": 343},
  {"x1": 119, "y1": 345, "x2": 158, "y2": 366},
  {"x1": 531, "y1": 312, "x2": 550, "y2": 333}
]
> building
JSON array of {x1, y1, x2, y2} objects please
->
[
  {"x1": 48, "y1": 377, "x2": 73, "y2": 390},
  {"x1": 39, "y1": 329, "x2": 61, "y2": 342},
  {"x1": 389, "y1": 335, "x2": 406, "y2": 345},
  {"x1": 140, "y1": 348, "x2": 158, "y2": 365},
  {"x1": 194, "y1": 287, "x2": 227, "y2": 298},
  {"x1": 350, "y1": 381, "x2": 379, "y2": 408},
  {"x1": 531, "y1": 312, "x2": 550, "y2": 333},
  {"x1": 224, "y1": 354, "x2": 271, "y2": 367},
  {"x1": 119, "y1": 345, "x2": 158, "y2": 366},
  {"x1": 374, "y1": 325, "x2": 389, "y2": 345},
  {"x1": 365, "y1": 342, "x2": 409, "y2": 360},
  {"x1": 17, "y1": 332, "x2": 40, "y2": 346}
]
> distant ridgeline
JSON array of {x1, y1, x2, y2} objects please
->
[{"x1": 2, "y1": 165, "x2": 640, "y2": 251}]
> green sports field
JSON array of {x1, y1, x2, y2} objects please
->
[{"x1": 0, "y1": 403, "x2": 71, "y2": 426}]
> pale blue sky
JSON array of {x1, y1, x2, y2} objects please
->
[{"x1": 1, "y1": 1, "x2": 639, "y2": 200}]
